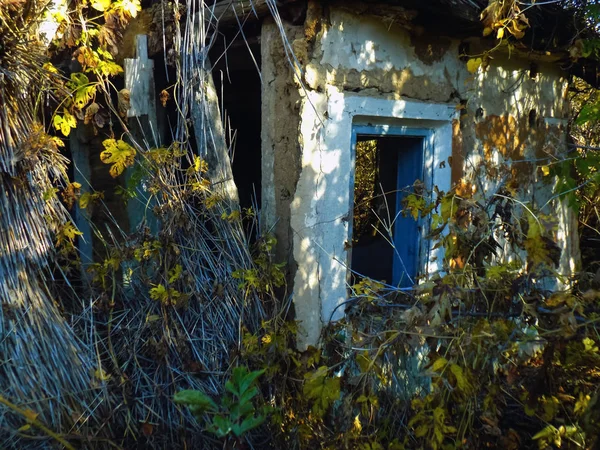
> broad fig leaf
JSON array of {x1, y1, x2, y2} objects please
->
[{"x1": 100, "y1": 139, "x2": 136, "y2": 177}]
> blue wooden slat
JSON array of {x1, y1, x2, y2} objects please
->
[
  {"x1": 350, "y1": 124, "x2": 432, "y2": 288},
  {"x1": 393, "y1": 138, "x2": 424, "y2": 287}
]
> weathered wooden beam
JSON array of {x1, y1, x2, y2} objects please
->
[
  {"x1": 191, "y1": 59, "x2": 240, "y2": 208},
  {"x1": 330, "y1": 0, "x2": 418, "y2": 30},
  {"x1": 124, "y1": 35, "x2": 156, "y2": 120},
  {"x1": 124, "y1": 34, "x2": 161, "y2": 234},
  {"x1": 206, "y1": 0, "x2": 269, "y2": 27}
]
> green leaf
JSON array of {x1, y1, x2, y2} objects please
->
[
  {"x1": 229, "y1": 401, "x2": 254, "y2": 421},
  {"x1": 79, "y1": 192, "x2": 92, "y2": 209},
  {"x1": 303, "y1": 366, "x2": 340, "y2": 417},
  {"x1": 239, "y1": 386, "x2": 259, "y2": 406},
  {"x1": 576, "y1": 102, "x2": 600, "y2": 125},
  {"x1": 174, "y1": 390, "x2": 218, "y2": 414},
  {"x1": 586, "y1": 4, "x2": 600, "y2": 21},
  {"x1": 238, "y1": 368, "x2": 265, "y2": 396},
  {"x1": 43, "y1": 187, "x2": 59, "y2": 201},
  {"x1": 533, "y1": 425, "x2": 559, "y2": 441},
  {"x1": 211, "y1": 415, "x2": 232, "y2": 438},
  {"x1": 225, "y1": 379, "x2": 239, "y2": 397},
  {"x1": 403, "y1": 194, "x2": 425, "y2": 220},
  {"x1": 356, "y1": 352, "x2": 372, "y2": 373},
  {"x1": 235, "y1": 414, "x2": 265, "y2": 437}
]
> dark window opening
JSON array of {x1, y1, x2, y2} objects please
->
[{"x1": 350, "y1": 134, "x2": 425, "y2": 287}]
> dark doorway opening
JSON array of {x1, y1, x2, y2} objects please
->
[
  {"x1": 211, "y1": 40, "x2": 262, "y2": 213},
  {"x1": 350, "y1": 134, "x2": 425, "y2": 287}
]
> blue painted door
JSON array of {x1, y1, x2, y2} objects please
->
[{"x1": 350, "y1": 126, "x2": 428, "y2": 288}]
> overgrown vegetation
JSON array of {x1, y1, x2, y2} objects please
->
[{"x1": 1, "y1": 0, "x2": 600, "y2": 449}]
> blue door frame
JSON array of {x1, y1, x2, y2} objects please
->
[{"x1": 350, "y1": 125, "x2": 433, "y2": 287}]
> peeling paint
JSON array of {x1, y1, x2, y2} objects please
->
[
  {"x1": 475, "y1": 114, "x2": 529, "y2": 161},
  {"x1": 411, "y1": 33, "x2": 452, "y2": 65}
]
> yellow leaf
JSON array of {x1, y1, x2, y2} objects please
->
[
  {"x1": 63, "y1": 109, "x2": 77, "y2": 128},
  {"x1": 90, "y1": 0, "x2": 111, "y2": 11},
  {"x1": 467, "y1": 58, "x2": 483, "y2": 74},
  {"x1": 482, "y1": 26, "x2": 493, "y2": 37},
  {"x1": 431, "y1": 357, "x2": 448, "y2": 372},
  {"x1": 497, "y1": 27, "x2": 505, "y2": 39},
  {"x1": 94, "y1": 367, "x2": 112, "y2": 381},
  {"x1": 116, "y1": 0, "x2": 141, "y2": 18},
  {"x1": 17, "y1": 424, "x2": 32, "y2": 432},
  {"x1": 60, "y1": 222, "x2": 83, "y2": 241},
  {"x1": 51, "y1": 10, "x2": 67, "y2": 24},
  {"x1": 414, "y1": 423, "x2": 428, "y2": 438},
  {"x1": 191, "y1": 155, "x2": 209, "y2": 173},
  {"x1": 574, "y1": 392, "x2": 591, "y2": 415},
  {"x1": 168, "y1": 264, "x2": 183, "y2": 284},
  {"x1": 541, "y1": 165, "x2": 550, "y2": 176},
  {"x1": 353, "y1": 415, "x2": 362, "y2": 432},
  {"x1": 51, "y1": 136, "x2": 65, "y2": 147},
  {"x1": 146, "y1": 314, "x2": 161, "y2": 323},
  {"x1": 149, "y1": 284, "x2": 168, "y2": 301},
  {"x1": 60, "y1": 120, "x2": 71, "y2": 136},
  {"x1": 43, "y1": 62, "x2": 59, "y2": 74},
  {"x1": 79, "y1": 192, "x2": 91, "y2": 209},
  {"x1": 100, "y1": 139, "x2": 136, "y2": 178},
  {"x1": 450, "y1": 364, "x2": 471, "y2": 393},
  {"x1": 22, "y1": 409, "x2": 39, "y2": 422}
]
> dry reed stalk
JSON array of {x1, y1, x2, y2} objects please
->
[
  {"x1": 0, "y1": 3, "x2": 106, "y2": 448},
  {"x1": 1, "y1": 0, "x2": 292, "y2": 447}
]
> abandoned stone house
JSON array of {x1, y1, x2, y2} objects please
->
[{"x1": 73, "y1": 0, "x2": 588, "y2": 348}]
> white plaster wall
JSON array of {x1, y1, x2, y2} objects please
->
[
  {"x1": 472, "y1": 61, "x2": 569, "y2": 119},
  {"x1": 285, "y1": 6, "x2": 575, "y2": 348},
  {"x1": 319, "y1": 11, "x2": 462, "y2": 77}
]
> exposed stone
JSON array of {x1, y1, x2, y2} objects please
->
[{"x1": 411, "y1": 33, "x2": 452, "y2": 65}]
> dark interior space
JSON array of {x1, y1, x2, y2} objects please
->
[
  {"x1": 350, "y1": 135, "x2": 424, "y2": 287},
  {"x1": 210, "y1": 39, "x2": 262, "y2": 213}
]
